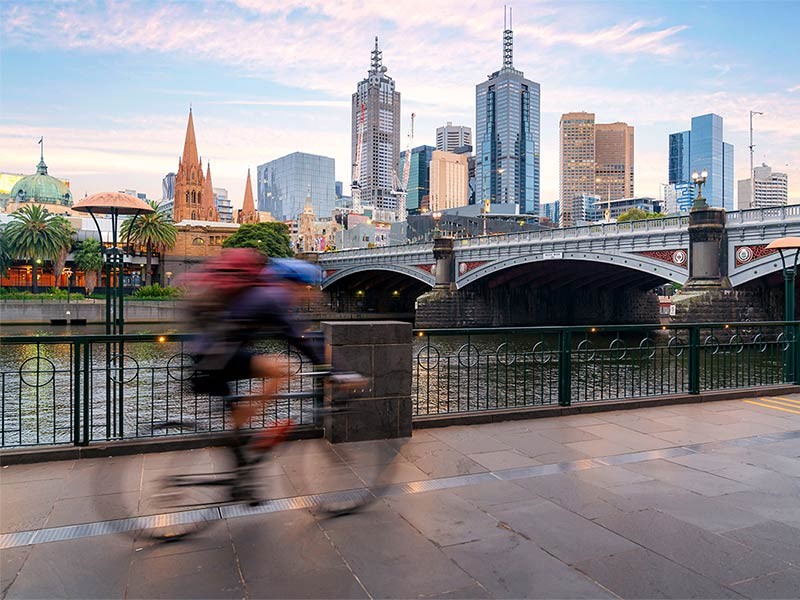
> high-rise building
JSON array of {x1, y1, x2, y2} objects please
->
[
  {"x1": 540, "y1": 200, "x2": 560, "y2": 227},
  {"x1": 335, "y1": 181, "x2": 343, "y2": 199},
  {"x1": 172, "y1": 109, "x2": 219, "y2": 222},
  {"x1": 257, "y1": 152, "x2": 336, "y2": 221},
  {"x1": 558, "y1": 113, "x2": 635, "y2": 227},
  {"x1": 668, "y1": 113, "x2": 734, "y2": 211},
  {"x1": 213, "y1": 187, "x2": 233, "y2": 223},
  {"x1": 162, "y1": 172, "x2": 176, "y2": 201},
  {"x1": 429, "y1": 150, "x2": 469, "y2": 212},
  {"x1": 398, "y1": 145, "x2": 434, "y2": 214},
  {"x1": 559, "y1": 112, "x2": 596, "y2": 227},
  {"x1": 351, "y1": 37, "x2": 401, "y2": 219},
  {"x1": 475, "y1": 9, "x2": 540, "y2": 215},
  {"x1": 595, "y1": 122, "x2": 634, "y2": 204},
  {"x1": 664, "y1": 182, "x2": 694, "y2": 214},
  {"x1": 436, "y1": 122, "x2": 472, "y2": 152},
  {"x1": 738, "y1": 163, "x2": 788, "y2": 209}
]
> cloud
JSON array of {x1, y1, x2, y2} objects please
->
[{"x1": 789, "y1": 84, "x2": 800, "y2": 93}]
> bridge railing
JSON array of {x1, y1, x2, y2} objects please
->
[
  {"x1": 726, "y1": 205, "x2": 800, "y2": 224},
  {"x1": 413, "y1": 322, "x2": 800, "y2": 416}
]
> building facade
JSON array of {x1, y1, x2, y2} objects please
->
[
  {"x1": 351, "y1": 37, "x2": 401, "y2": 219},
  {"x1": 738, "y1": 163, "x2": 789, "y2": 209},
  {"x1": 668, "y1": 113, "x2": 734, "y2": 211},
  {"x1": 595, "y1": 122, "x2": 634, "y2": 204},
  {"x1": 256, "y1": 152, "x2": 336, "y2": 222},
  {"x1": 429, "y1": 150, "x2": 469, "y2": 212},
  {"x1": 172, "y1": 109, "x2": 219, "y2": 223},
  {"x1": 436, "y1": 122, "x2": 472, "y2": 152},
  {"x1": 398, "y1": 145, "x2": 434, "y2": 214},
  {"x1": 540, "y1": 200, "x2": 560, "y2": 227},
  {"x1": 664, "y1": 182, "x2": 694, "y2": 214},
  {"x1": 559, "y1": 112, "x2": 596, "y2": 227},
  {"x1": 213, "y1": 187, "x2": 233, "y2": 222},
  {"x1": 475, "y1": 14, "x2": 540, "y2": 215}
]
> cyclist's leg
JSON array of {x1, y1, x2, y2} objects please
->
[{"x1": 229, "y1": 354, "x2": 290, "y2": 428}]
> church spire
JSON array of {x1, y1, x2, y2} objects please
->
[
  {"x1": 202, "y1": 161, "x2": 220, "y2": 221},
  {"x1": 181, "y1": 108, "x2": 200, "y2": 167},
  {"x1": 503, "y1": 5, "x2": 513, "y2": 69},
  {"x1": 238, "y1": 168, "x2": 257, "y2": 224}
]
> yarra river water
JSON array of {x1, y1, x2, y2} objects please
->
[{"x1": 0, "y1": 322, "x2": 788, "y2": 447}]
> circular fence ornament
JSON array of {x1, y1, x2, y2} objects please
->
[
  {"x1": 667, "y1": 336, "x2": 685, "y2": 357},
  {"x1": 282, "y1": 349, "x2": 305, "y2": 376},
  {"x1": 728, "y1": 334, "x2": 745, "y2": 354},
  {"x1": 776, "y1": 331, "x2": 794, "y2": 352},
  {"x1": 702, "y1": 335, "x2": 720, "y2": 355},
  {"x1": 638, "y1": 337, "x2": 656, "y2": 359},
  {"x1": 109, "y1": 354, "x2": 140, "y2": 384},
  {"x1": 672, "y1": 250, "x2": 687, "y2": 265},
  {"x1": 531, "y1": 341, "x2": 555, "y2": 364},
  {"x1": 19, "y1": 356, "x2": 56, "y2": 387},
  {"x1": 495, "y1": 342, "x2": 516, "y2": 366},
  {"x1": 576, "y1": 339, "x2": 596, "y2": 361},
  {"x1": 608, "y1": 338, "x2": 627, "y2": 360},
  {"x1": 753, "y1": 333, "x2": 768, "y2": 353},
  {"x1": 416, "y1": 345, "x2": 440, "y2": 370},
  {"x1": 167, "y1": 353, "x2": 195, "y2": 381},
  {"x1": 457, "y1": 344, "x2": 480, "y2": 368}
]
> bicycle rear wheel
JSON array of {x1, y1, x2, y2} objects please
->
[
  {"x1": 294, "y1": 405, "x2": 405, "y2": 516},
  {"x1": 94, "y1": 421, "x2": 231, "y2": 542}
]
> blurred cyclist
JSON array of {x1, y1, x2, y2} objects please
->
[{"x1": 186, "y1": 249, "x2": 359, "y2": 430}]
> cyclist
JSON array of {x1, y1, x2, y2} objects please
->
[{"x1": 185, "y1": 249, "x2": 363, "y2": 496}]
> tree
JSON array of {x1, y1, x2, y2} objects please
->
[
  {"x1": 222, "y1": 222, "x2": 293, "y2": 257},
  {"x1": 0, "y1": 224, "x2": 11, "y2": 282},
  {"x1": 617, "y1": 208, "x2": 666, "y2": 223},
  {"x1": 73, "y1": 238, "x2": 104, "y2": 295},
  {"x1": 5, "y1": 204, "x2": 74, "y2": 292},
  {"x1": 121, "y1": 200, "x2": 178, "y2": 286}
]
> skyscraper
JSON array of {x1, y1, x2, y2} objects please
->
[
  {"x1": 399, "y1": 145, "x2": 434, "y2": 214},
  {"x1": 351, "y1": 37, "x2": 401, "y2": 220},
  {"x1": 668, "y1": 113, "x2": 734, "y2": 211},
  {"x1": 475, "y1": 8, "x2": 540, "y2": 214},
  {"x1": 257, "y1": 152, "x2": 335, "y2": 221},
  {"x1": 559, "y1": 112, "x2": 596, "y2": 227},
  {"x1": 429, "y1": 150, "x2": 469, "y2": 211},
  {"x1": 436, "y1": 122, "x2": 472, "y2": 152},
  {"x1": 595, "y1": 122, "x2": 634, "y2": 204}
]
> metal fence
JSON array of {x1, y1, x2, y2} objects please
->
[
  {"x1": 412, "y1": 322, "x2": 799, "y2": 416},
  {"x1": 2, "y1": 322, "x2": 799, "y2": 448},
  {"x1": 0, "y1": 333, "x2": 317, "y2": 448}
]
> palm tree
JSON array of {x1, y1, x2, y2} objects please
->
[
  {"x1": 121, "y1": 201, "x2": 177, "y2": 286},
  {"x1": 5, "y1": 204, "x2": 74, "y2": 293},
  {"x1": 73, "y1": 239, "x2": 104, "y2": 295},
  {"x1": 0, "y1": 224, "x2": 12, "y2": 284}
]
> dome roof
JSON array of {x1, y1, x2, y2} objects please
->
[{"x1": 9, "y1": 157, "x2": 72, "y2": 206}]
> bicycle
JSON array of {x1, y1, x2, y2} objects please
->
[{"x1": 95, "y1": 370, "x2": 400, "y2": 542}]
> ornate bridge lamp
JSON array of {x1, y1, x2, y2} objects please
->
[
  {"x1": 766, "y1": 237, "x2": 800, "y2": 383},
  {"x1": 691, "y1": 169, "x2": 709, "y2": 210},
  {"x1": 73, "y1": 192, "x2": 154, "y2": 335}
]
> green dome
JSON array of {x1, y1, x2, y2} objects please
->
[{"x1": 10, "y1": 158, "x2": 72, "y2": 206}]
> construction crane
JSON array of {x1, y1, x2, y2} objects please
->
[
  {"x1": 395, "y1": 112, "x2": 415, "y2": 222},
  {"x1": 351, "y1": 102, "x2": 366, "y2": 215}
]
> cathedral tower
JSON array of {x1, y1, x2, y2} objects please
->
[
  {"x1": 238, "y1": 168, "x2": 258, "y2": 224},
  {"x1": 173, "y1": 108, "x2": 219, "y2": 222}
]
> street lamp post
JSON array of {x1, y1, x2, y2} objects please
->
[
  {"x1": 766, "y1": 237, "x2": 800, "y2": 383},
  {"x1": 61, "y1": 267, "x2": 73, "y2": 304},
  {"x1": 691, "y1": 169, "x2": 709, "y2": 210}
]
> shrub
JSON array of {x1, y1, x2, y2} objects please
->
[{"x1": 132, "y1": 283, "x2": 183, "y2": 300}]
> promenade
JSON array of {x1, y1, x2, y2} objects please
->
[{"x1": 2, "y1": 396, "x2": 800, "y2": 599}]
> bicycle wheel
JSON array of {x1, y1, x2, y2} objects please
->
[
  {"x1": 94, "y1": 421, "x2": 231, "y2": 542},
  {"x1": 293, "y1": 405, "x2": 405, "y2": 516}
]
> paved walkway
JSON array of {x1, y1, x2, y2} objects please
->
[{"x1": 2, "y1": 395, "x2": 800, "y2": 599}]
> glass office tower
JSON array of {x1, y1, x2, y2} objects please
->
[
  {"x1": 399, "y1": 145, "x2": 435, "y2": 214},
  {"x1": 475, "y1": 16, "x2": 540, "y2": 214},
  {"x1": 668, "y1": 114, "x2": 734, "y2": 211},
  {"x1": 257, "y1": 152, "x2": 336, "y2": 221}
]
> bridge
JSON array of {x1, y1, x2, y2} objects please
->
[{"x1": 317, "y1": 206, "x2": 800, "y2": 326}]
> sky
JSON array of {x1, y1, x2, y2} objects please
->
[{"x1": 1, "y1": 0, "x2": 798, "y2": 209}]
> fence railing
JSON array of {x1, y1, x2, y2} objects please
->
[
  {"x1": 412, "y1": 322, "x2": 800, "y2": 416},
  {"x1": 0, "y1": 333, "x2": 317, "y2": 449},
  {"x1": 2, "y1": 321, "x2": 799, "y2": 448}
]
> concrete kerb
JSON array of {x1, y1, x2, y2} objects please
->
[{"x1": 3, "y1": 384, "x2": 799, "y2": 465}]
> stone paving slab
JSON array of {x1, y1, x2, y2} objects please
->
[{"x1": 2, "y1": 396, "x2": 800, "y2": 599}]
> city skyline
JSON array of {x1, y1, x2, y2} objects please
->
[{"x1": 1, "y1": 0, "x2": 798, "y2": 209}]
